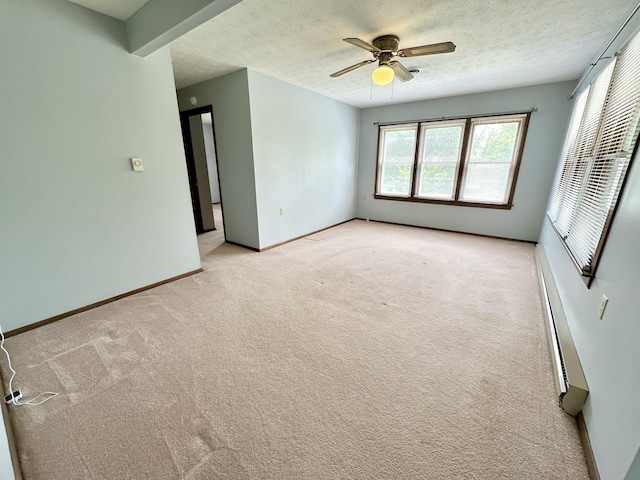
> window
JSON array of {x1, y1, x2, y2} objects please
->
[
  {"x1": 415, "y1": 120, "x2": 464, "y2": 200},
  {"x1": 548, "y1": 30, "x2": 640, "y2": 285},
  {"x1": 375, "y1": 113, "x2": 530, "y2": 208},
  {"x1": 377, "y1": 124, "x2": 417, "y2": 197}
]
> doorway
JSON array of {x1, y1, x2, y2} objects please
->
[{"x1": 179, "y1": 106, "x2": 224, "y2": 237}]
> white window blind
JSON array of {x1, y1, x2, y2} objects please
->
[{"x1": 549, "y1": 30, "x2": 640, "y2": 279}]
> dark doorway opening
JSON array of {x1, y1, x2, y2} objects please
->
[{"x1": 179, "y1": 106, "x2": 224, "y2": 237}]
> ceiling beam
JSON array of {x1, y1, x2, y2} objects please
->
[{"x1": 126, "y1": 0, "x2": 243, "y2": 57}]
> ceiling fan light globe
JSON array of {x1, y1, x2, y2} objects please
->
[{"x1": 372, "y1": 65, "x2": 394, "y2": 86}]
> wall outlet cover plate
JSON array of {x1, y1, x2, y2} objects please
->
[{"x1": 131, "y1": 157, "x2": 143, "y2": 171}]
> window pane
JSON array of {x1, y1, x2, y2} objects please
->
[
  {"x1": 381, "y1": 163, "x2": 413, "y2": 195},
  {"x1": 417, "y1": 123, "x2": 463, "y2": 199},
  {"x1": 419, "y1": 164, "x2": 458, "y2": 198},
  {"x1": 469, "y1": 122, "x2": 518, "y2": 163},
  {"x1": 378, "y1": 127, "x2": 417, "y2": 196},
  {"x1": 461, "y1": 120, "x2": 521, "y2": 203},
  {"x1": 462, "y1": 163, "x2": 512, "y2": 202}
]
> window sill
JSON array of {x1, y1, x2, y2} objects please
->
[
  {"x1": 373, "y1": 194, "x2": 513, "y2": 210},
  {"x1": 546, "y1": 214, "x2": 594, "y2": 288}
]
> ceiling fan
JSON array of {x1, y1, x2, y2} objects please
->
[{"x1": 330, "y1": 35, "x2": 456, "y2": 85}]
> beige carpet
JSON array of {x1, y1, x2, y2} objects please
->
[{"x1": 1, "y1": 212, "x2": 588, "y2": 479}]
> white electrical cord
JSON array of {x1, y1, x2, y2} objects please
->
[{"x1": 0, "y1": 323, "x2": 58, "y2": 406}]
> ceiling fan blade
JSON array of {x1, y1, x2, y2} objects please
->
[
  {"x1": 343, "y1": 38, "x2": 381, "y2": 53},
  {"x1": 389, "y1": 61, "x2": 414, "y2": 82},
  {"x1": 330, "y1": 59, "x2": 375, "y2": 78},
  {"x1": 398, "y1": 41, "x2": 456, "y2": 57}
]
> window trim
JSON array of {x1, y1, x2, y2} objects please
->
[
  {"x1": 413, "y1": 119, "x2": 466, "y2": 201},
  {"x1": 373, "y1": 112, "x2": 531, "y2": 209},
  {"x1": 374, "y1": 123, "x2": 418, "y2": 199}
]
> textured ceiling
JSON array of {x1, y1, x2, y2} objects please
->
[
  {"x1": 65, "y1": 0, "x2": 636, "y2": 107},
  {"x1": 169, "y1": 0, "x2": 636, "y2": 107},
  {"x1": 66, "y1": 0, "x2": 150, "y2": 21}
]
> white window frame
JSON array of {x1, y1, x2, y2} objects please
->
[
  {"x1": 375, "y1": 124, "x2": 418, "y2": 198},
  {"x1": 459, "y1": 115, "x2": 528, "y2": 205},
  {"x1": 414, "y1": 119, "x2": 466, "y2": 201}
]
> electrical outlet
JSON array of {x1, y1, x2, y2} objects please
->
[
  {"x1": 597, "y1": 295, "x2": 608, "y2": 319},
  {"x1": 4, "y1": 389, "x2": 22, "y2": 404},
  {"x1": 279, "y1": 207, "x2": 284, "y2": 215}
]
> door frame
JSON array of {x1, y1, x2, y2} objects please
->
[{"x1": 179, "y1": 106, "x2": 225, "y2": 237}]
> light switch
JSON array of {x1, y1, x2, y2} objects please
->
[
  {"x1": 131, "y1": 157, "x2": 143, "y2": 172},
  {"x1": 597, "y1": 295, "x2": 608, "y2": 319}
]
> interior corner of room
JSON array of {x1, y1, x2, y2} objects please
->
[{"x1": 2, "y1": 0, "x2": 640, "y2": 479}]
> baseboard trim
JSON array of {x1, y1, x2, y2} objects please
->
[
  {"x1": 228, "y1": 218, "x2": 533, "y2": 253},
  {"x1": 356, "y1": 218, "x2": 536, "y2": 244},
  {"x1": 5, "y1": 268, "x2": 203, "y2": 338},
  {"x1": 577, "y1": 412, "x2": 601, "y2": 480},
  {"x1": 259, "y1": 219, "x2": 355, "y2": 252}
]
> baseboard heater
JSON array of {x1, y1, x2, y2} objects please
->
[{"x1": 535, "y1": 245, "x2": 588, "y2": 416}]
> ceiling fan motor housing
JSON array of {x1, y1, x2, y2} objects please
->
[
  {"x1": 372, "y1": 35, "x2": 400, "y2": 52},
  {"x1": 373, "y1": 35, "x2": 400, "y2": 66}
]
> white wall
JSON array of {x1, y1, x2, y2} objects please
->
[
  {"x1": 177, "y1": 70, "x2": 359, "y2": 250},
  {"x1": 177, "y1": 71, "x2": 260, "y2": 249},
  {"x1": 539, "y1": 158, "x2": 640, "y2": 480},
  {"x1": 246, "y1": 71, "x2": 359, "y2": 249},
  {"x1": 202, "y1": 115, "x2": 221, "y2": 203},
  {"x1": 539, "y1": 116, "x2": 640, "y2": 480},
  {"x1": 537, "y1": 13, "x2": 640, "y2": 478},
  {"x1": 0, "y1": 0, "x2": 201, "y2": 333},
  {"x1": 356, "y1": 82, "x2": 575, "y2": 241}
]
